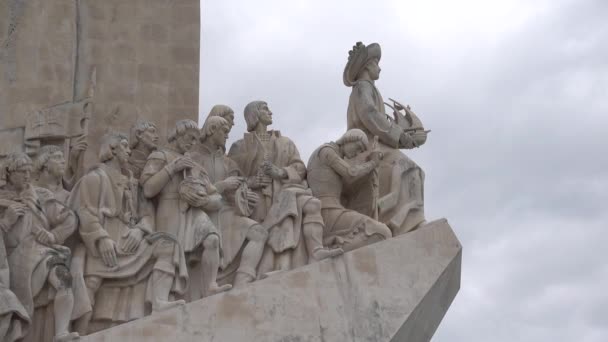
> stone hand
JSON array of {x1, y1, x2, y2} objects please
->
[
  {"x1": 263, "y1": 162, "x2": 286, "y2": 180},
  {"x1": 221, "y1": 176, "x2": 242, "y2": 192},
  {"x1": 399, "y1": 132, "x2": 414, "y2": 147},
  {"x1": 122, "y1": 228, "x2": 144, "y2": 253},
  {"x1": 246, "y1": 190, "x2": 259, "y2": 207},
  {"x1": 3, "y1": 203, "x2": 27, "y2": 227},
  {"x1": 35, "y1": 229, "x2": 56, "y2": 246},
  {"x1": 168, "y1": 157, "x2": 197, "y2": 174},
  {"x1": 98, "y1": 237, "x2": 118, "y2": 268},
  {"x1": 369, "y1": 150, "x2": 384, "y2": 163},
  {"x1": 70, "y1": 135, "x2": 89, "y2": 155},
  {"x1": 247, "y1": 175, "x2": 272, "y2": 189}
]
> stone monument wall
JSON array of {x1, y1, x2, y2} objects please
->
[{"x1": 0, "y1": 0, "x2": 200, "y2": 163}]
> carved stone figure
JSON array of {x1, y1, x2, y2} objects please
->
[
  {"x1": 127, "y1": 121, "x2": 160, "y2": 180},
  {"x1": 190, "y1": 115, "x2": 267, "y2": 287},
  {"x1": 0, "y1": 213, "x2": 30, "y2": 342},
  {"x1": 0, "y1": 153, "x2": 79, "y2": 342},
  {"x1": 228, "y1": 101, "x2": 342, "y2": 275},
  {"x1": 206, "y1": 104, "x2": 236, "y2": 129},
  {"x1": 69, "y1": 133, "x2": 187, "y2": 334},
  {"x1": 141, "y1": 120, "x2": 231, "y2": 299},
  {"x1": 344, "y1": 42, "x2": 428, "y2": 235},
  {"x1": 307, "y1": 129, "x2": 392, "y2": 252},
  {"x1": 33, "y1": 145, "x2": 71, "y2": 204}
]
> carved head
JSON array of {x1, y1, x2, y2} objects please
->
[
  {"x1": 168, "y1": 119, "x2": 199, "y2": 154},
  {"x1": 34, "y1": 145, "x2": 66, "y2": 178},
  {"x1": 130, "y1": 120, "x2": 159, "y2": 150},
  {"x1": 343, "y1": 42, "x2": 382, "y2": 86},
  {"x1": 2, "y1": 152, "x2": 33, "y2": 191},
  {"x1": 99, "y1": 132, "x2": 130, "y2": 165},
  {"x1": 207, "y1": 105, "x2": 235, "y2": 128},
  {"x1": 201, "y1": 116, "x2": 230, "y2": 149},
  {"x1": 244, "y1": 101, "x2": 272, "y2": 132},
  {"x1": 336, "y1": 129, "x2": 369, "y2": 159}
]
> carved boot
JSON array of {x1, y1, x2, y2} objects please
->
[
  {"x1": 53, "y1": 289, "x2": 79, "y2": 342},
  {"x1": 151, "y1": 270, "x2": 186, "y2": 312}
]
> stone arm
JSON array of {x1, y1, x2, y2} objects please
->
[
  {"x1": 45, "y1": 199, "x2": 78, "y2": 244},
  {"x1": 353, "y1": 82, "x2": 402, "y2": 148},
  {"x1": 141, "y1": 151, "x2": 171, "y2": 199},
  {"x1": 135, "y1": 192, "x2": 155, "y2": 235},
  {"x1": 74, "y1": 173, "x2": 110, "y2": 256},
  {"x1": 281, "y1": 138, "x2": 307, "y2": 183},
  {"x1": 320, "y1": 147, "x2": 378, "y2": 185}
]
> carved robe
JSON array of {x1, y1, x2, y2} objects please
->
[
  {"x1": 228, "y1": 131, "x2": 317, "y2": 273},
  {"x1": 347, "y1": 80, "x2": 426, "y2": 234},
  {"x1": 69, "y1": 164, "x2": 188, "y2": 328}
]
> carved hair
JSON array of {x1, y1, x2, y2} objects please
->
[
  {"x1": 34, "y1": 145, "x2": 63, "y2": 172},
  {"x1": 336, "y1": 129, "x2": 369, "y2": 147},
  {"x1": 3, "y1": 152, "x2": 33, "y2": 173},
  {"x1": 200, "y1": 116, "x2": 229, "y2": 143},
  {"x1": 99, "y1": 132, "x2": 128, "y2": 162},
  {"x1": 244, "y1": 101, "x2": 267, "y2": 132},
  {"x1": 129, "y1": 120, "x2": 157, "y2": 148},
  {"x1": 168, "y1": 119, "x2": 199, "y2": 143},
  {"x1": 208, "y1": 105, "x2": 234, "y2": 120}
]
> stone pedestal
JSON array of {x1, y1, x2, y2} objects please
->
[{"x1": 81, "y1": 219, "x2": 461, "y2": 342}]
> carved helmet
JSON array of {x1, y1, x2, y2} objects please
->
[{"x1": 343, "y1": 42, "x2": 382, "y2": 87}]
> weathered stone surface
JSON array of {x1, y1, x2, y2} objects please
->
[{"x1": 80, "y1": 219, "x2": 461, "y2": 342}]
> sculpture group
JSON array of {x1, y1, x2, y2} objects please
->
[{"x1": 0, "y1": 42, "x2": 429, "y2": 341}]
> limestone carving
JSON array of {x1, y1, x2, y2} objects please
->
[
  {"x1": 344, "y1": 42, "x2": 428, "y2": 235},
  {"x1": 228, "y1": 101, "x2": 343, "y2": 276},
  {"x1": 141, "y1": 120, "x2": 232, "y2": 300},
  {"x1": 0, "y1": 153, "x2": 79, "y2": 342},
  {"x1": 307, "y1": 129, "x2": 393, "y2": 251},
  {"x1": 68, "y1": 133, "x2": 187, "y2": 335},
  {"x1": 190, "y1": 114, "x2": 266, "y2": 287}
]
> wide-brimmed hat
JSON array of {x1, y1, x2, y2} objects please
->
[{"x1": 343, "y1": 42, "x2": 382, "y2": 87}]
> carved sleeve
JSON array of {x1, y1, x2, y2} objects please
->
[
  {"x1": 282, "y1": 138, "x2": 307, "y2": 183},
  {"x1": 45, "y1": 200, "x2": 77, "y2": 244},
  {"x1": 141, "y1": 151, "x2": 170, "y2": 198},
  {"x1": 321, "y1": 147, "x2": 377, "y2": 184},
  {"x1": 353, "y1": 82, "x2": 402, "y2": 148}
]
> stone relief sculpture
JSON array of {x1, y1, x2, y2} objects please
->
[
  {"x1": 141, "y1": 120, "x2": 232, "y2": 300},
  {"x1": 0, "y1": 40, "x2": 436, "y2": 340},
  {"x1": 0, "y1": 153, "x2": 79, "y2": 342},
  {"x1": 190, "y1": 114, "x2": 267, "y2": 287},
  {"x1": 307, "y1": 129, "x2": 393, "y2": 251},
  {"x1": 344, "y1": 42, "x2": 428, "y2": 235},
  {"x1": 69, "y1": 132, "x2": 187, "y2": 334},
  {"x1": 228, "y1": 101, "x2": 343, "y2": 276}
]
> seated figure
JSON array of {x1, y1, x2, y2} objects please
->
[
  {"x1": 307, "y1": 129, "x2": 392, "y2": 252},
  {"x1": 228, "y1": 101, "x2": 343, "y2": 275},
  {"x1": 190, "y1": 114, "x2": 267, "y2": 287},
  {"x1": 0, "y1": 152, "x2": 79, "y2": 342},
  {"x1": 69, "y1": 133, "x2": 187, "y2": 334}
]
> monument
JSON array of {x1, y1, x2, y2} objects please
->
[{"x1": 1, "y1": 2, "x2": 460, "y2": 341}]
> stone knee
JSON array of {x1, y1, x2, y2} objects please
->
[
  {"x1": 246, "y1": 224, "x2": 268, "y2": 243},
  {"x1": 203, "y1": 233, "x2": 220, "y2": 250},
  {"x1": 48, "y1": 265, "x2": 73, "y2": 291},
  {"x1": 302, "y1": 198, "x2": 324, "y2": 226}
]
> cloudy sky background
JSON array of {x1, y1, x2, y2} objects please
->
[{"x1": 199, "y1": 0, "x2": 608, "y2": 341}]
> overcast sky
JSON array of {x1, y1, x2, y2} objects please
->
[{"x1": 200, "y1": 1, "x2": 608, "y2": 341}]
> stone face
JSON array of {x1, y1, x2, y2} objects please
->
[{"x1": 80, "y1": 219, "x2": 461, "y2": 342}]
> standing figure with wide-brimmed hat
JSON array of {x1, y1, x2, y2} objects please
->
[{"x1": 344, "y1": 42, "x2": 428, "y2": 235}]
